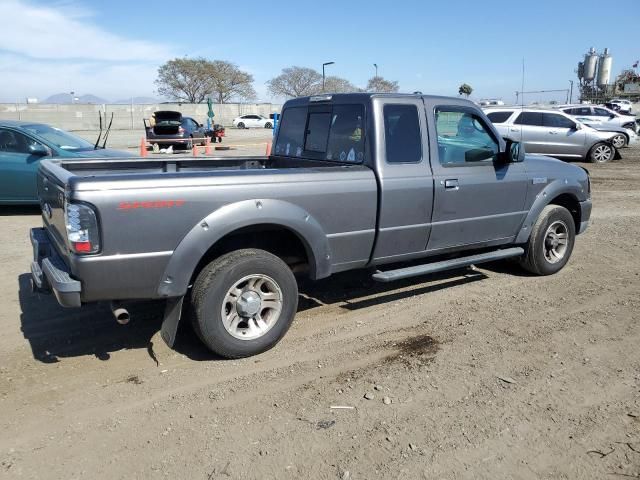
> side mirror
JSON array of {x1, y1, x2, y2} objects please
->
[
  {"x1": 28, "y1": 143, "x2": 50, "y2": 157},
  {"x1": 609, "y1": 114, "x2": 616, "y2": 119},
  {"x1": 573, "y1": 123, "x2": 582, "y2": 130},
  {"x1": 502, "y1": 139, "x2": 525, "y2": 163},
  {"x1": 199, "y1": 123, "x2": 204, "y2": 127}
]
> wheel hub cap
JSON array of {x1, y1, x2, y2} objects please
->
[{"x1": 236, "y1": 291, "x2": 262, "y2": 317}]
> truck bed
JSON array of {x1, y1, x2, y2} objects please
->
[{"x1": 37, "y1": 155, "x2": 378, "y2": 302}]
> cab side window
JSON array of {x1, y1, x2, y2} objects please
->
[
  {"x1": 542, "y1": 113, "x2": 575, "y2": 129},
  {"x1": 435, "y1": 109, "x2": 498, "y2": 165},
  {"x1": 0, "y1": 129, "x2": 39, "y2": 154}
]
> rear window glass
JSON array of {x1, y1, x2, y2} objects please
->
[
  {"x1": 275, "y1": 104, "x2": 365, "y2": 163},
  {"x1": 486, "y1": 111, "x2": 513, "y2": 124},
  {"x1": 514, "y1": 112, "x2": 543, "y2": 126}
]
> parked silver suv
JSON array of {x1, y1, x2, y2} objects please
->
[{"x1": 485, "y1": 107, "x2": 619, "y2": 163}]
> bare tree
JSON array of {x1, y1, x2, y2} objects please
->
[
  {"x1": 458, "y1": 83, "x2": 473, "y2": 98},
  {"x1": 323, "y1": 76, "x2": 359, "y2": 93},
  {"x1": 155, "y1": 58, "x2": 255, "y2": 103},
  {"x1": 366, "y1": 76, "x2": 400, "y2": 93},
  {"x1": 208, "y1": 60, "x2": 256, "y2": 104},
  {"x1": 267, "y1": 66, "x2": 322, "y2": 98},
  {"x1": 155, "y1": 58, "x2": 212, "y2": 103}
]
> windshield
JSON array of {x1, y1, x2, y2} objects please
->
[{"x1": 21, "y1": 124, "x2": 94, "y2": 151}]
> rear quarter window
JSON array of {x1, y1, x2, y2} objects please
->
[{"x1": 486, "y1": 111, "x2": 513, "y2": 124}]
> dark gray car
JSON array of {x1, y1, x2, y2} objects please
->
[
  {"x1": 31, "y1": 93, "x2": 591, "y2": 359},
  {"x1": 144, "y1": 111, "x2": 207, "y2": 149}
]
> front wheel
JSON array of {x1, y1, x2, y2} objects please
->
[
  {"x1": 588, "y1": 142, "x2": 614, "y2": 163},
  {"x1": 191, "y1": 249, "x2": 298, "y2": 358},
  {"x1": 611, "y1": 134, "x2": 627, "y2": 149},
  {"x1": 519, "y1": 205, "x2": 575, "y2": 275}
]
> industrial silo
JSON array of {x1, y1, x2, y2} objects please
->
[
  {"x1": 596, "y1": 48, "x2": 612, "y2": 88},
  {"x1": 583, "y1": 47, "x2": 598, "y2": 83}
]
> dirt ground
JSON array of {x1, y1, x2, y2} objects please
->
[{"x1": 1, "y1": 148, "x2": 639, "y2": 480}]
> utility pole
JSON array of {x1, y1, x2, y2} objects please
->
[
  {"x1": 569, "y1": 80, "x2": 574, "y2": 104},
  {"x1": 373, "y1": 63, "x2": 378, "y2": 77}
]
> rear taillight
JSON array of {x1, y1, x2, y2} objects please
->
[
  {"x1": 178, "y1": 126, "x2": 185, "y2": 135},
  {"x1": 65, "y1": 203, "x2": 100, "y2": 254}
]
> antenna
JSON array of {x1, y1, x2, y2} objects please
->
[{"x1": 520, "y1": 58, "x2": 525, "y2": 145}]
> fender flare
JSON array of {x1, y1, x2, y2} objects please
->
[
  {"x1": 514, "y1": 180, "x2": 584, "y2": 244},
  {"x1": 157, "y1": 199, "x2": 332, "y2": 297}
]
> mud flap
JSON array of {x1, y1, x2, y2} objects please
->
[{"x1": 160, "y1": 296, "x2": 184, "y2": 348}]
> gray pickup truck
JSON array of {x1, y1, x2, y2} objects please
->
[{"x1": 30, "y1": 93, "x2": 592, "y2": 358}]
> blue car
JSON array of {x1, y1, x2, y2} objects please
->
[{"x1": 0, "y1": 120, "x2": 131, "y2": 204}]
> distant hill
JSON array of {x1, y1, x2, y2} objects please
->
[{"x1": 44, "y1": 93, "x2": 109, "y2": 104}]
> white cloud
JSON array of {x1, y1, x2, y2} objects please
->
[
  {"x1": 0, "y1": 0, "x2": 179, "y2": 101},
  {"x1": 0, "y1": 0, "x2": 174, "y2": 61},
  {"x1": 0, "y1": 53, "x2": 161, "y2": 101}
]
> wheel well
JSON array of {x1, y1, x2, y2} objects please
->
[
  {"x1": 190, "y1": 224, "x2": 312, "y2": 285},
  {"x1": 549, "y1": 194, "x2": 580, "y2": 231}
]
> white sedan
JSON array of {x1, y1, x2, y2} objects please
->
[{"x1": 232, "y1": 115, "x2": 273, "y2": 129}]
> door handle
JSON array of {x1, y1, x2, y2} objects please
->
[
  {"x1": 549, "y1": 130, "x2": 558, "y2": 134},
  {"x1": 444, "y1": 179, "x2": 459, "y2": 190},
  {"x1": 510, "y1": 128, "x2": 520, "y2": 132}
]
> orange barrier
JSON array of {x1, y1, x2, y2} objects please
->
[
  {"x1": 204, "y1": 137, "x2": 212, "y2": 155},
  {"x1": 192, "y1": 144, "x2": 199, "y2": 157},
  {"x1": 265, "y1": 141, "x2": 272, "y2": 156},
  {"x1": 140, "y1": 138, "x2": 148, "y2": 157}
]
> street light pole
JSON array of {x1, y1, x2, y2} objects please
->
[
  {"x1": 322, "y1": 62, "x2": 334, "y2": 92},
  {"x1": 373, "y1": 63, "x2": 378, "y2": 77}
]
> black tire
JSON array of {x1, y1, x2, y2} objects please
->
[
  {"x1": 237, "y1": 122, "x2": 245, "y2": 129},
  {"x1": 587, "y1": 142, "x2": 614, "y2": 163},
  {"x1": 218, "y1": 137, "x2": 222, "y2": 143},
  {"x1": 519, "y1": 205, "x2": 576, "y2": 275},
  {"x1": 611, "y1": 133, "x2": 627, "y2": 149},
  {"x1": 264, "y1": 122, "x2": 273, "y2": 129},
  {"x1": 191, "y1": 249, "x2": 298, "y2": 358}
]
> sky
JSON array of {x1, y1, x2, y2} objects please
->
[{"x1": 1, "y1": 0, "x2": 638, "y2": 103}]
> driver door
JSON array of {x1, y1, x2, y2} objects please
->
[
  {"x1": 426, "y1": 104, "x2": 529, "y2": 252},
  {"x1": 0, "y1": 128, "x2": 47, "y2": 202}
]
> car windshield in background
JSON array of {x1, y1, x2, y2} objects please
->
[
  {"x1": 22, "y1": 124, "x2": 94, "y2": 151},
  {"x1": 275, "y1": 104, "x2": 365, "y2": 163}
]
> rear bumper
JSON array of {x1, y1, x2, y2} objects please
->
[
  {"x1": 30, "y1": 228, "x2": 81, "y2": 308},
  {"x1": 578, "y1": 199, "x2": 592, "y2": 235}
]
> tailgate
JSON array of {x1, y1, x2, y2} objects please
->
[{"x1": 37, "y1": 166, "x2": 70, "y2": 263}]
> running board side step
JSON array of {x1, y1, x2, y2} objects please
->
[{"x1": 372, "y1": 247, "x2": 524, "y2": 283}]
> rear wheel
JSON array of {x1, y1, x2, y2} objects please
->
[
  {"x1": 588, "y1": 142, "x2": 614, "y2": 163},
  {"x1": 185, "y1": 137, "x2": 193, "y2": 150},
  {"x1": 191, "y1": 249, "x2": 298, "y2": 358},
  {"x1": 611, "y1": 134, "x2": 627, "y2": 149},
  {"x1": 237, "y1": 122, "x2": 245, "y2": 129},
  {"x1": 519, "y1": 205, "x2": 575, "y2": 275},
  {"x1": 265, "y1": 122, "x2": 273, "y2": 129}
]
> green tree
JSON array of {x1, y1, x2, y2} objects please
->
[
  {"x1": 366, "y1": 76, "x2": 399, "y2": 93},
  {"x1": 458, "y1": 83, "x2": 473, "y2": 98},
  {"x1": 155, "y1": 58, "x2": 255, "y2": 103}
]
